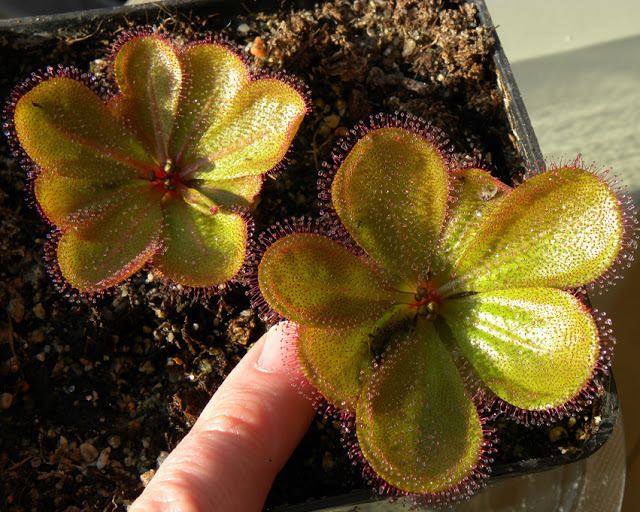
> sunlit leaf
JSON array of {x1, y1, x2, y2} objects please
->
[
  {"x1": 34, "y1": 171, "x2": 130, "y2": 229},
  {"x1": 114, "y1": 36, "x2": 182, "y2": 162},
  {"x1": 153, "y1": 199, "x2": 247, "y2": 287},
  {"x1": 192, "y1": 175, "x2": 263, "y2": 209},
  {"x1": 183, "y1": 79, "x2": 306, "y2": 180},
  {"x1": 450, "y1": 168, "x2": 624, "y2": 293},
  {"x1": 332, "y1": 127, "x2": 448, "y2": 289},
  {"x1": 357, "y1": 322, "x2": 484, "y2": 494},
  {"x1": 57, "y1": 184, "x2": 163, "y2": 292},
  {"x1": 443, "y1": 287, "x2": 600, "y2": 410},
  {"x1": 179, "y1": 185, "x2": 220, "y2": 216},
  {"x1": 14, "y1": 77, "x2": 152, "y2": 180},
  {"x1": 258, "y1": 233, "x2": 401, "y2": 328},
  {"x1": 298, "y1": 322, "x2": 373, "y2": 409},
  {"x1": 170, "y1": 43, "x2": 250, "y2": 163},
  {"x1": 433, "y1": 168, "x2": 509, "y2": 280}
]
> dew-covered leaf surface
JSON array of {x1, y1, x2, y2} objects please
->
[
  {"x1": 443, "y1": 287, "x2": 600, "y2": 410},
  {"x1": 170, "y1": 42, "x2": 250, "y2": 163},
  {"x1": 450, "y1": 167, "x2": 624, "y2": 294},
  {"x1": 297, "y1": 322, "x2": 373, "y2": 410},
  {"x1": 153, "y1": 200, "x2": 248, "y2": 288},
  {"x1": 187, "y1": 79, "x2": 307, "y2": 181},
  {"x1": 56, "y1": 185, "x2": 164, "y2": 293},
  {"x1": 356, "y1": 322, "x2": 485, "y2": 494},
  {"x1": 258, "y1": 233, "x2": 400, "y2": 328},
  {"x1": 14, "y1": 77, "x2": 153, "y2": 180},
  {"x1": 433, "y1": 168, "x2": 509, "y2": 280},
  {"x1": 332, "y1": 127, "x2": 448, "y2": 289},
  {"x1": 113, "y1": 36, "x2": 182, "y2": 162}
]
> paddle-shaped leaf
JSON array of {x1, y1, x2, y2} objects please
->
[
  {"x1": 449, "y1": 167, "x2": 624, "y2": 294},
  {"x1": 153, "y1": 200, "x2": 247, "y2": 288},
  {"x1": 113, "y1": 36, "x2": 182, "y2": 162},
  {"x1": 357, "y1": 323, "x2": 485, "y2": 494},
  {"x1": 258, "y1": 233, "x2": 400, "y2": 328},
  {"x1": 443, "y1": 288, "x2": 600, "y2": 410},
  {"x1": 56, "y1": 185, "x2": 164, "y2": 293},
  {"x1": 297, "y1": 322, "x2": 373, "y2": 409},
  {"x1": 332, "y1": 127, "x2": 448, "y2": 288},
  {"x1": 14, "y1": 77, "x2": 153, "y2": 180}
]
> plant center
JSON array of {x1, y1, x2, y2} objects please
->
[
  {"x1": 412, "y1": 284, "x2": 443, "y2": 321},
  {"x1": 148, "y1": 159, "x2": 184, "y2": 192}
]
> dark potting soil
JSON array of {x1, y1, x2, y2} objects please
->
[{"x1": 0, "y1": 0, "x2": 609, "y2": 510}]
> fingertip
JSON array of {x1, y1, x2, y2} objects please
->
[{"x1": 131, "y1": 322, "x2": 317, "y2": 512}]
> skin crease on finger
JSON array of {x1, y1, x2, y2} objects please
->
[{"x1": 129, "y1": 323, "x2": 316, "y2": 512}]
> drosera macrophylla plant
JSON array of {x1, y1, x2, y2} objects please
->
[
  {"x1": 252, "y1": 113, "x2": 637, "y2": 504},
  {"x1": 4, "y1": 29, "x2": 308, "y2": 296}
]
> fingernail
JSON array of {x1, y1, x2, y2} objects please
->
[{"x1": 256, "y1": 323, "x2": 296, "y2": 373}]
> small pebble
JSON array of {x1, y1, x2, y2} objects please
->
[
  {"x1": 139, "y1": 361, "x2": 156, "y2": 375},
  {"x1": 108, "y1": 435, "x2": 121, "y2": 449},
  {"x1": 548, "y1": 426, "x2": 567, "y2": 443},
  {"x1": 79, "y1": 442, "x2": 99, "y2": 463},
  {"x1": 402, "y1": 37, "x2": 416, "y2": 57},
  {"x1": 0, "y1": 392, "x2": 13, "y2": 410},
  {"x1": 237, "y1": 23, "x2": 250, "y2": 34},
  {"x1": 140, "y1": 469, "x2": 156, "y2": 487},
  {"x1": 30, "y1": 329, "x2": 46, "y2": 343},
  {"x1": 32, "y1": 303, "x2": 45, "y2": 320},
  {"x1": 250, "y1": 36, "x2": 267, "y2": 59},
  {"x1": 567, "y1": 416, "x2": 577, "y2": 428},
  {"x1": 8, "y1": 297, "x2": 25, "y2": 323},
  {"x1": 96, "y1": 447, "x2": 111, "y2": 470}
]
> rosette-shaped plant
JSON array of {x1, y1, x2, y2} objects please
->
[
  {"x1": 255, "y1": 116, "x2": 634, "y2": 501},
  {"x1": 7, "y1": 32, "x2": 307, "y2": 293}
]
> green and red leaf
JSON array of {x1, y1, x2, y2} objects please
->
[
  {"x1": 297, "y1": 322, "x2": 374, "y2": 410},
  {"x1": 448, "y1": 167, "x2": 624, "y2": 294},
  {"x1": 14, "y1": 77, "x2": 153, "y2": 181},
  {"x1": 170, "y1": 42, "x2": 251, "y2": 164},
  {"x1": 113, "y1": 36, "x2": 182, "y2": 162},
  {"x1": 433, "y1": 168, "x2": 509, "y2": 280},
  {"x1": 152, "y1": 199, "x2": 248, "y2": 288},
  {"x1": 182, "y1": 78, "x2": 307, "y2": 180},
  {"x1": 443, "y1": 287, "x2": 601, "y2": 411},
  {"x1": 331, "y1": 126, "x2": 449, "y2": 290},
  {"x1": 56, "y1": 184, "x2": 163, "y2": 293},
  {"x1": 356, "y1": 322, "x2": 486, "y2": 494},
  {"x1": 191, "y1": 175, "x2": 263, "y2": 209},
  {"x1": 258, "y1": 232, "x2": 401, "y2": 328},
  {"x1": 34, "y1": 171, "x2": 131, "y2": 229}
]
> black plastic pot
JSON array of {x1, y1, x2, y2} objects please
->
[{"x1": 0, "y1": 1, "x2": 619, "y2": 510}]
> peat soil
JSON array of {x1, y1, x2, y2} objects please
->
[{"x1": 0, "y1": 0, "x2": 608, "y2": 510}]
